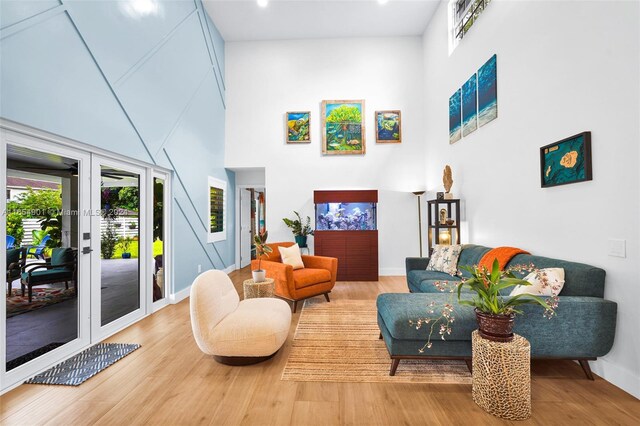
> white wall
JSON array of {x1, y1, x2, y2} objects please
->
[
  {"x1": 422, "y1": 1, "x2": 640, "y2": 397},
  {"x1": 225, "y1": 37, "x2": 426, "y2": 274}
]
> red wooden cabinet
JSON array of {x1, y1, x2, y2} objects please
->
[{"x1": 313, "y1": 190, "x2": 379, "y2": 281}]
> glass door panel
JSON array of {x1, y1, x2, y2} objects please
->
[
  {"x1": 2, "y1": 134, "x2": 90, "y2": 386},
  {"x1": 92, "y1": 157, "x2": 145, "y2": 337},
  {"x1": 152, "y1": 176, "x2": 165, "y2": 302}
]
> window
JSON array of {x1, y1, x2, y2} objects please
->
[
  {"x1": 449, "y1": 0, "x2": 492, "y2": 53},
  {"x1": 207, "y1": 176, "x2": 226, "y2": 242}
]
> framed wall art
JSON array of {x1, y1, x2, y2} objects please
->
[
  {"x1": 375, "y1": 110, "x2": 401, "y2": 144},
  {"x1": 478, "y1": 54, "x2": 497, "y2": 127},
  {"x1": 321, "y1": 100, "x2": 365, "y2": 155},
  {"x1": 286, "y1": 111, "x2": 310, "y2": 143},
  {"x1": 449, "y1": 89, "x2": 462, "y2": 144},
  {"x1": 540, "y1": 131, "x2": 592, "y2": 188}
]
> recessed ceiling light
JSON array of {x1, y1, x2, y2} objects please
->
[{"x1": 257, "y1": 0, "x2": 269, "y2": 7}]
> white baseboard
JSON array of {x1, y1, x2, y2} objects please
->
[
  {"x1": 169, "y1": 265, "x2": 239, "y2": 304},
  {"x1": 593, "y1": 357, "x2": 640, "y2": 399},
  {"x1": 379, "y1": 268, "x2": 406, "y2": 276}
]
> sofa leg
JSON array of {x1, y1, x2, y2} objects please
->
[
  {"x1": 465, "y1": 358, "x2": 473, "y2": 374},
  {"x1": 579, "y1": 359, "x2": 595, "y2": 380},
  {"x1": 379, "y1": 332, "x2": 383, "y2": 340},
  {"x1": 389, "y1": 359, "x2": 400, "y2": 376},
  {"x1": 323, "y1": 293, "x2": 330, "y2": 303},
  {"x1": 292, "y1": 300, "x2": 298, "y2": 314}
]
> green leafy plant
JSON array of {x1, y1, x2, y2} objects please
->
[
  {"x1": 282, "y1": 211, "x2": 314, "y2": 237},
  {"x1": 39, "y1": 211, "x2": 62, "y2": 248},
  {"x1": 100, "y1": 220, "x2": 119, "y2": 259},
  {"x1": 457, "y1": 259, "x2": 556, "y2": 316},
  {"x1": 253, "y1": 230, "x2": 273, "y2": 271},
  {"x1": 120, "y1": 237, "x2": 133, "y2": 254},
  {"x1": 411, "y1": 259, "x2": 559, "y2": 351},
  {"x1": 6, "y1": 212, "x2": 24, "y2": 245}
]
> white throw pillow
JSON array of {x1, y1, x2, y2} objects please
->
[
  {"x1": 426, "y1": 245, "x2": 462, "y2": 276},
  {"x1": 510, "y1": 268, "x2": 565, "y2": 297},
  {"x1": 279, "y1": 244, "x2": 305, "y2": 270}
]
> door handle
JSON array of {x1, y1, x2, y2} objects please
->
[{"x1": 82, "y1": 247, "x2": 93, "y2": 254}]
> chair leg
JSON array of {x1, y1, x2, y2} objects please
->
[
  {"x1": 579, "y1": 359, "x2": 595, "y2": 380},
  {"x1": 65, "y1": 281, "x2": 69, "y2": 290},
  {"x1": 28, "y1": 286, "x2": 33, "y2": 303},
  {"x1": 323, "y1": 293, "x2": 330, "y2": 303},
  {"x1": 389, "y1": 358, "x2": 400, "y2": 376},
  {"x1": 292, "y1": 300, "x2": 298, "y2": 314},
  {"x1": 21, "y1": 282, "x2": 25, "y2": 297}
]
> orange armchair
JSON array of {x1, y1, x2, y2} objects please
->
[{"x1": 251, "y1": 242, "x2": 337, "y2": 313}]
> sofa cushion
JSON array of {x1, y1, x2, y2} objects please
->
[
  {"x1": 507, "y1": 253, "x2": 605, "y2": 298},
  {"x1": 426, "y1": 245, "x2": 462, "y2": 275},
  {"x1": 293, "y1": 268, "x2": 331, "y2": 289},
  {"x1": 510, "y1": 268, "x2": 565, "y2": 297},
  {"x1": 51, "y1": 248, "x2": 74, "y2": 268},
  {"x1": 377, "y1": 293, "x2": 477, "y2": 341},
  {"x1": 279, "y1": 244, "x2": 305, "y2": 270},
  {"x1": 22, "y1": 268, "x2": 73, "y2": 283},
  {"x1": 457, "y1": 244, "x2": 492, "y2": 276},
  {"x1": 407, "y1": 270, "x2": 461, "y2": 290}
]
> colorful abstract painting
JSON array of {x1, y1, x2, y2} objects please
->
[
  {"x1": 462, "y1": 74, "x2": 478, "y2": 137},
  {"x1": 540, "y1": 132, "x2": 592, "y2": 188},
  {"x1": 478, "y1": 54, "x2": 497, "y2": 127},
  {"x1": 375, "y1": 110, "x2": 401, "y2": 143},
  {"x1": 286, "y1": 111, "x2": 310, "y2": 143},
  {"x1": 449, "y1": 89, "x2": 462, "y2": 144},
  {"x1": 322, "y1": 100, "x2": 365, "y2": 155}
]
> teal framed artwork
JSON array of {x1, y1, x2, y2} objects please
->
[
  {"x1": 540, "y1": 132, "x2": 592, "y2": 188},
  {"x1": 286, "y1": 111, "x2": 310, "y2": 143},
  {"x1": 375, "y1": 110, "x2": 401, "y2": 144},
  {"x1": 321, "y1": 100, "x2": 365, "y2": 155}
]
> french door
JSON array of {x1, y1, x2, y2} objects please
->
[
  {"x1": 1, "y1": 130, "x2": 92, "y2": 390},
  {"x1": 90, "y1": 156, "x2": 146, "y2": 340},
  {"x1": 1, "y1": 124, "x2": 170, "y2": 392}
]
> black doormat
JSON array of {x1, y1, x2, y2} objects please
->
[
  {"x1": 6, "y1": 342, "x2": 65, "y2": 372},
  {"x1": 24, "y1": 342, "x2": 140, "y2": 386}
]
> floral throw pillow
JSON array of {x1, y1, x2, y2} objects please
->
[{"x1": 426, "y1": 245, "x2": 463, "y2": 276}]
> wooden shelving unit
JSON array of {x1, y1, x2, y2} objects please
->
[{"x1": 427, "y1": 198, "x2": 461, "y2": 255}]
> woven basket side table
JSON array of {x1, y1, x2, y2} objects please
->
[
  {"x1": 243, "y1": 278, "x2": 275, "y2": 299},
  {"x1": 472, "y1": 330, "x2": 531, "y2": 421}
]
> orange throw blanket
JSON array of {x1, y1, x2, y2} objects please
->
[{"x1": 478, "y1": 247, "x2": 530, "y2": 271}]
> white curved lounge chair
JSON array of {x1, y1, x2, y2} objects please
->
[{"x1": 189, "y1": 270, "x2": 291, "y2": 365}]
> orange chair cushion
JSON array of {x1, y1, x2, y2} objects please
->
[{"x1": 292, "y1": 268, "x2": 332, "y2": 289}]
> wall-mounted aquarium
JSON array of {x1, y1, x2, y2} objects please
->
[{"x1": 315, "y1": 202, "x2": 377, "y2": 231}]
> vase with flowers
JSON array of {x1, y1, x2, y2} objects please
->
[{"x1": 412, "y1": 259, "x2": 559, "y2": 350}]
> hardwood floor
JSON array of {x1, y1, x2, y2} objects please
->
[{"x1": 1, "y1": 267, "x2": 638, "y2": 425}]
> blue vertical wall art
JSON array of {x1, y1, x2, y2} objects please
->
[
  {"x1": 478, "y1": 54, "x2": 498, "y2": 127},
  {"x1": 449, "y1": 89, "x2": 462, "y2": 144},
  {"x1": 461, "y1": 74, "x2": 478, "y2": 137}
]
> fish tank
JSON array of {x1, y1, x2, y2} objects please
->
[{"x1": 315, "y1": 202, "x2": 377, "y2": 231}]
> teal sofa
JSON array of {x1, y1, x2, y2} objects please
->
[{"x1": 376, "y1": 244, "x2": 617, "y2": 379}]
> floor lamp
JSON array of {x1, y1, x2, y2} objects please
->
[{"x1": 412, "y1": 191, "x2": 426, "y2": 257}]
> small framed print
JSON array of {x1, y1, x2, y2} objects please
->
[
  {"x1": 375, "y1": 110, "x2": 401, "y2": 144},
  {"x1": 286, "y1": 111, "x2": 311, "y2": 143}
]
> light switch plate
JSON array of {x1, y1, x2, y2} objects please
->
[{"x1": 608, "y1": 239, "x2": 626, "y2": 258}]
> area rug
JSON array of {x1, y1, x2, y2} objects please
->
[
  {"x1": 281, "y1": 299, "x2": 472, "y2": 384},
  {"x1": 24, "y1": 343, "x2": 140, "y2": 386},
  {"x1": 6, "y1": 287, "x2": 76, "y2": 318}
]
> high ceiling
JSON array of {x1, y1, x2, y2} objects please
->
[{"x1": 203, "y1": 0, "x2": 440, "y2": 42}]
